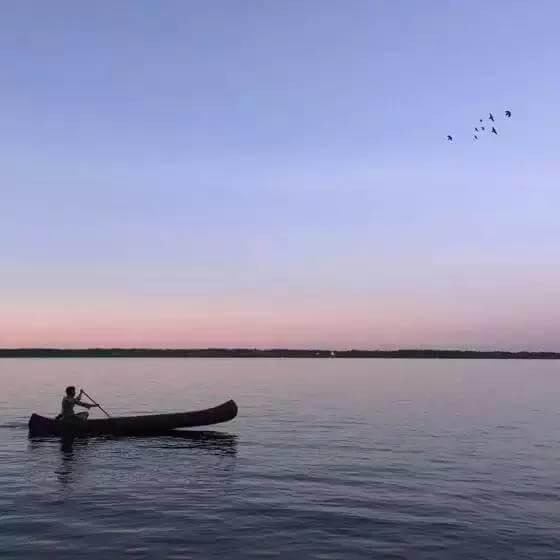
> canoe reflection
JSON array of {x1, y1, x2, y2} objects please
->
[
  {"x1": 54, "y1": 429, "x2": 238, "y2": 454},
  {"x1": 138, "y1": 429, "x2": 238, "y2": 454},
  {"x1": 31, "y1": 430, "x2": 238, "y2": 485}
]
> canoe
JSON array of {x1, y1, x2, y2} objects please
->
[{"x1": 28, "y1": 399, "x2": 238, "y2": 437}]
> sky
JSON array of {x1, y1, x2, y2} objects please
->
[{"x1": 1, "y1": 1, "x2": 559, "y2": 350}]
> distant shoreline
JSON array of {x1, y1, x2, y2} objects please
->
[{"x1": 1, "y1": 348, "x2": 559, "y2": 359}]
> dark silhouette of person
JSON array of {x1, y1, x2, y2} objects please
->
[{"x1": 59, "y1": 386, "x2": 98, "y2": 420}]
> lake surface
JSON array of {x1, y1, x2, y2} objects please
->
[{"x1": 1, "y1": 358, "x2": 559, "y2": 559}]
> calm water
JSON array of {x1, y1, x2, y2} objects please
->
[{"x1": 1, "y1": 358, "x2": 559, "y2": 559}]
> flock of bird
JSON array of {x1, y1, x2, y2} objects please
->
[{"x1": 447, "y1": 110, "x2": 512, "y2": 142}]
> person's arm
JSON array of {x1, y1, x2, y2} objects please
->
[
  {"x1": 75, "y1": 400, "x2": 96, "y2": 409},
  {"x1": 75, "y1": 391, "x2": 98, "y2": 409}
]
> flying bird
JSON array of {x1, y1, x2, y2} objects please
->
[
  {"x1": 474, "y1": 135, "x2": 478, "y2": 140},
  {"x1": 479, "y1": 119, "x2": 483, "y2": 123},
  {"x1": 491, "y1": 127, "x2": 498, "y2": 135},
  {"x1": 489, "y1": 113, "x2": 495, "y2": 121},
  {"x1": 481, "y1": 126, "x2": 485, "y2": 131},
  {"x1": 505, "y1": 110, "x2": 512, "y2": 117},
  {"x1": 475, "y1": 127, "x2": 479, "y2": 132},
  {"x1": 447, "y1": 135, "x2": 453, "y2": 141}
]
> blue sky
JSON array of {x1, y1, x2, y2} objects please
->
[{"x1": 1, "y1": 1, "x2": 559, "y2": 349}]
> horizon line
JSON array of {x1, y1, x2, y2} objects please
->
[
  {"x1": 2, "y1": 347, "x2": 560, "y2": 359},
  {"x1": 2, "y1": 346, "x2": 560, "y2": 352}
]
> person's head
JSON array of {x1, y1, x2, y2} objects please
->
[{"x1": 65, "y1": 386, "x2": 76, "y2": 397}]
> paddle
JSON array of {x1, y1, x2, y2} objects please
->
[{"x1": 80, "y1": 389, "x2": 111, "y2": 418}]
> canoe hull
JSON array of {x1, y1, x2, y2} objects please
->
[{"x1": 28, "y1": 399, "x2": 238, "y2": 437}]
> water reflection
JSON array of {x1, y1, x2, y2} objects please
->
[
  {"x1": 56, "y1": 436, "x2": 89, "y2": 484},
  {"x1": 28, "y1": 430, "x2": 238, "y2": 485},
  {"x1": 147, "y1": 430, "x2": 238, "y2": 455}
]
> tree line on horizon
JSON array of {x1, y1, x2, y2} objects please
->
[{"x1": 1, "y1": 348, "x2": 559, "y2": 359}]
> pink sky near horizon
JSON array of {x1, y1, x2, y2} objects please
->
[
  {"x1": 3, "y1": 244, "x2": 560, "y2": 351},
  {"x1": 3, "y1": 273, "x2": 559, "y2": 350},
  {"x1": 3, "y1": 242, "x2": 559, "y2": 350}
]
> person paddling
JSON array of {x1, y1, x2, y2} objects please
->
[{"x1": 60, "y1": 386, "x2": 98, "y2": 420}]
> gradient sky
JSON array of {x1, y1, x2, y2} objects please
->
[{"x1": 1, "y1": 1, "x2": 559, "y2": 349}]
